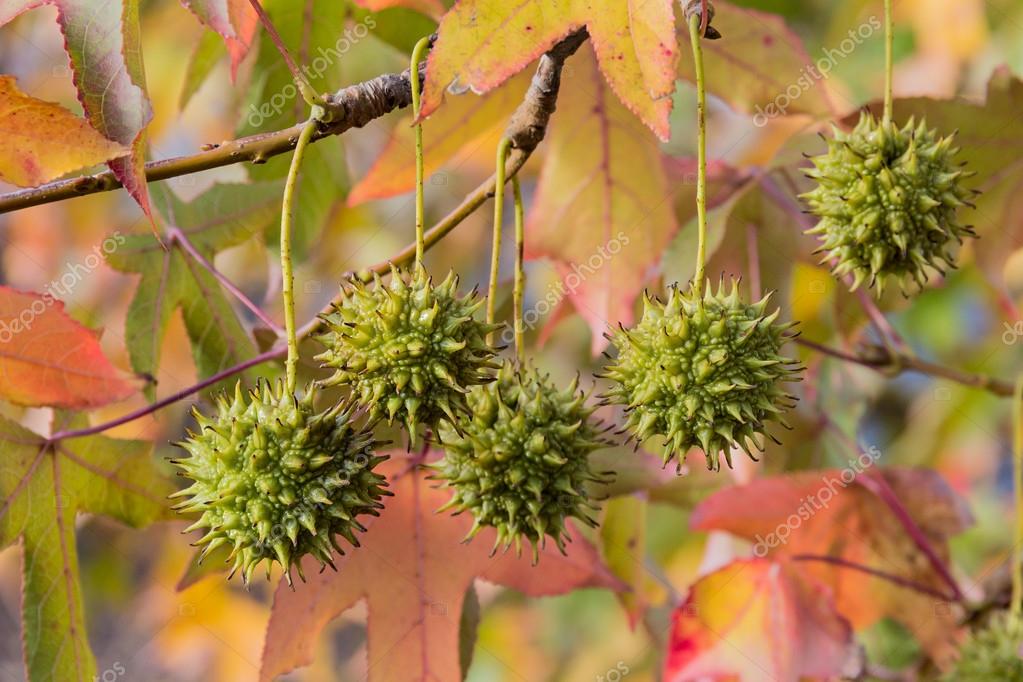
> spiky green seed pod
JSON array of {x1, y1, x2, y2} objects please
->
[
  {"x1": 431, "y1": 362, "x2": 612, "y2": 561},
  {"x1": 171, "y1": 380, "x2": 389, "y2": 585},
  {"x1": 316, "y1": 265, "x2": 502, "y2": 445},
  {"x1": 942, "y1": 613, "x2": 1023, "y2": 681},
  {"x1": 601, "y1": 280, "x2": 801, "y2": 472},
  {"x1": 802, "y1": 113, "x2": 976, "y2": 296}
]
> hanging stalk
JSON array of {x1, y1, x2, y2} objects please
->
[
  {"x1": 512, "y1": 176, "x2": 526, "y2": 362},
  {"x1": 487, "y1": 138, "x2": 513, "y2": 343},
  {"x1": 410, "y1": 36, "x2": 432, "y2": 268},
  {"x1": 280, "y1": 110, "x2": 320, "y2": 394},
  {"x1": 688, "y1": 11, "x2": 709, "y2": 299},
  {"x1": 883, "y1": 0, "x2": 894, "y2": 125},
  {"x1": 1013, "y1": 374, "x2": 1023, "y2": 617}
]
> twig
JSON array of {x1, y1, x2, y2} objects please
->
[
  {"x1": 792, "y1": 554, "x2": 956, "y2": 602},
  {"x1": 0, "y1": 64, "x2": 429, "y2": 214}
]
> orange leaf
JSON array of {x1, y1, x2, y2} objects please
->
[
  {"x1": 526, "y1": 49, "x2": 678, "y2": 354},
  {"x1": 420, "y1": 0, "x2": 678, "y2": 140},
  {"x1": 260, "y1": 457, "x2": 624, "y2": 682},
  {"x1": 348, "y1": 72, "x2": 531, "y2": 205},
  {"x1": 0, "y1": 76, "x2": 127, "y2": 187},
  {"x1": 181, "y1": 0, "x2": 259, "y2": 77},
  {"x1": 691, "y1": 468, "x2": 973, "y2": 662},
  {"x1": 0, "y1": 287, "x2": 135, "y2": 408},
  {"x1": 664, "y1": 558, "x2": 855, "y2": 682}
]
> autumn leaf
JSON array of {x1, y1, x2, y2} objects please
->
[
  {"x1": 351, "y1": 0, "x2": 443, "y2": 18},
  {"x1": 600, "y1": 494, "x2": 665, "y2": 627},
  {"x1": 237, "y1": 0, "x2": 350, "y2": 256},
  {"x1": 106, "y1": 183, "x2": 278, "y2": 399},
  {"x1": 180, "y1": 0, "x2": 258, "y2": 77},
  {"x1": 348, "y1": 71, "x2": 531, "y2": 205},
  {"x1": 691, "y1": 468, "x2": 973, "y2": 661},
  {"x1": 664, "y1": 558, "x2": 855, "y2": 682},
  {"x1": 526, "y1": 49, "x2": 678, "y2": 354},
  {"x1": 0, "y1": 412, "x2": 174, "y2": 682},
  {"x1": 0, "y1": 0, "x2": 154, "y2": 217},
  {"x1": 0, "y1": 76, "x2": 127, "y2": 187},
  {"x1": 420, "y1": 0, "x2": 678, "y2": 140},
  {"x1": 678, "y1": 1, "x2": 837, "y2": 121},
  {"x1": 260, "y1": 458, "x2": 624, "y2": 682},
  {"x1": 0, "y1": 286, "x2": 135, "y2": 408}
]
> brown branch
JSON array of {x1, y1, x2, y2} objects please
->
[
  {"x1": 796, "y1": 337, "x2": 1015, "y2": 397},
  {"x1": 0, "y1": 63, "x2": 429, "y2": 214}
]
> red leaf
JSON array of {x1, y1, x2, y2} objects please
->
[
  {"x1": 0, "y1": 287, "x2": 135, "y2": 409},
  {"x1": 260, "y1": 457, "x2": 624, "y2": 682},
  {"x1": 691, "y1": 468, "x2": 973, "y2": 662},
  {"x1": 664, "y1": 558, "x2": 855, "y2": 682},
  {"x1": 351, "y1": 0, "x2": 443, "y2": 17}
]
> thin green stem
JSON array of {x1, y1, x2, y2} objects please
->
[
  {"x1": 410, "y1": 36, "x2": 432, "y2": 268},
  {"x1": 512, "y1": 175, "x2": 525, "y2": 362},
  {"x1": 1014, "y1": 374, "x2": 1023, "y2": 617},
  {"x1": 688, "y1": 12, "x2": 708, "y2": 298},
  {"x1": 280, "y1": 112, "x2": 319, "y2": 393},
  {"x1": 883, "y1": 0, "x2": 894, "y2": 125},
  {"x1": 487, "y1": 138, "x2": 513, "y2": 343},
  {"x1": 247, "y1": 0, "x2": 324, "y2": 109}
]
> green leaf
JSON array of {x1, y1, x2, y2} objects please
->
[
  {"x1": 600, "y1": 495, "x2": 649, "y2": 626},
  {"x1": 0, "y1": 413, "x2": 174, "y2": 682},
  {"x1": 180, "y1": 29, "x2": 228, "y2": 111},
  {"x1": 106, "y1": 182, "x2": 280, "y2": 399},
  {"x1": 237, "y1": 0, "x2": 349, "y2": 255}
]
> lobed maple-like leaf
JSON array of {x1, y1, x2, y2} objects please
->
[
  {"x1": 0, "y1": 412, "x2": 174, "y2": 682},
  {"x1": 0, "y1": 286, "x2": 135, "y2": 409},
  {"x1": 105, "y1": 183, "x2": 279, "y2": 399},
  {"x1": 420, "y1": 0, "x2": 679, "y2": 140},
  {"x1": 180, "y1": 0, "x2": 258, "y2": 77},
  {"x1": 664, "y1": 558, "x2": 855, "y2": 682},
  {"x1": 691, "y1": 467, "x2": 973, "y2": 661},
  {"x1": 0, "y1": 0, "x2": 154, "y2": 217},
  {"x1": 260, "y1": 457, "x2": 624, "y2": 682},
  {"x1": 348, "y1": 71, "x2": 531, "y2": 205},
  {"x1": 526, "y1": 49, "x2": 678, "y2": 354},
  {"x1": 0, "y1": 76, "x2": 127, "y2": 187}
]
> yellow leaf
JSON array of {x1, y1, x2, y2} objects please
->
[{"x1": 0, "y1": 75, "x2": 128, "y2": 187}]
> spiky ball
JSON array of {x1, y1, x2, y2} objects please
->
[
  {"x1": 602, "y1": 280, "x2": 801, "y2": 472},
  {"x1": 802, "y1": 113, "x2": 975, "y2": 295},
  {"x1": 431, "y1": 362, "x2": 611, "y2": 560},
  {"x1": 316, "y1": 265, "x2": 501, "y2": 444},
  {"x1": 172, "y1": 380, "x2": 388, "y2": 584},
  {"x1": 942, "y1": 613, "x2": 1023, "y2": 681}
]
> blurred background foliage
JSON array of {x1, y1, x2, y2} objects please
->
[{"x1": 0, "y1": 0, "x2": 1022, "y2": 679}]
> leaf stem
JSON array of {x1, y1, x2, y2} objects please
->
[
  {"x1": 280, "y1": 113, "x2": 319, "y2": 393},
  {"x1": 792, "y1": 554, "x2": 956, "y2": 602},
  {"x1": 688, "y1": 12, "x2": 708, "y2": 297},
  {"x1": 512, "y1": 176, "x2": 526, "y2": 362},
  {"x1": 1013, "y1": 374, "x2": 1023, "y2": 617},
  {"x1": 410, "y1": 36, "x2": 432, "y2": 268},
  {"x1": 487, "y1": 138, "x2": 513, "y2": 342},
  {"x1": 883, "y1": 0, "x2": 894, "y2": 125},
  {"x1": 247, "y1": 0, "x2": 324, "y2": 108}
]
